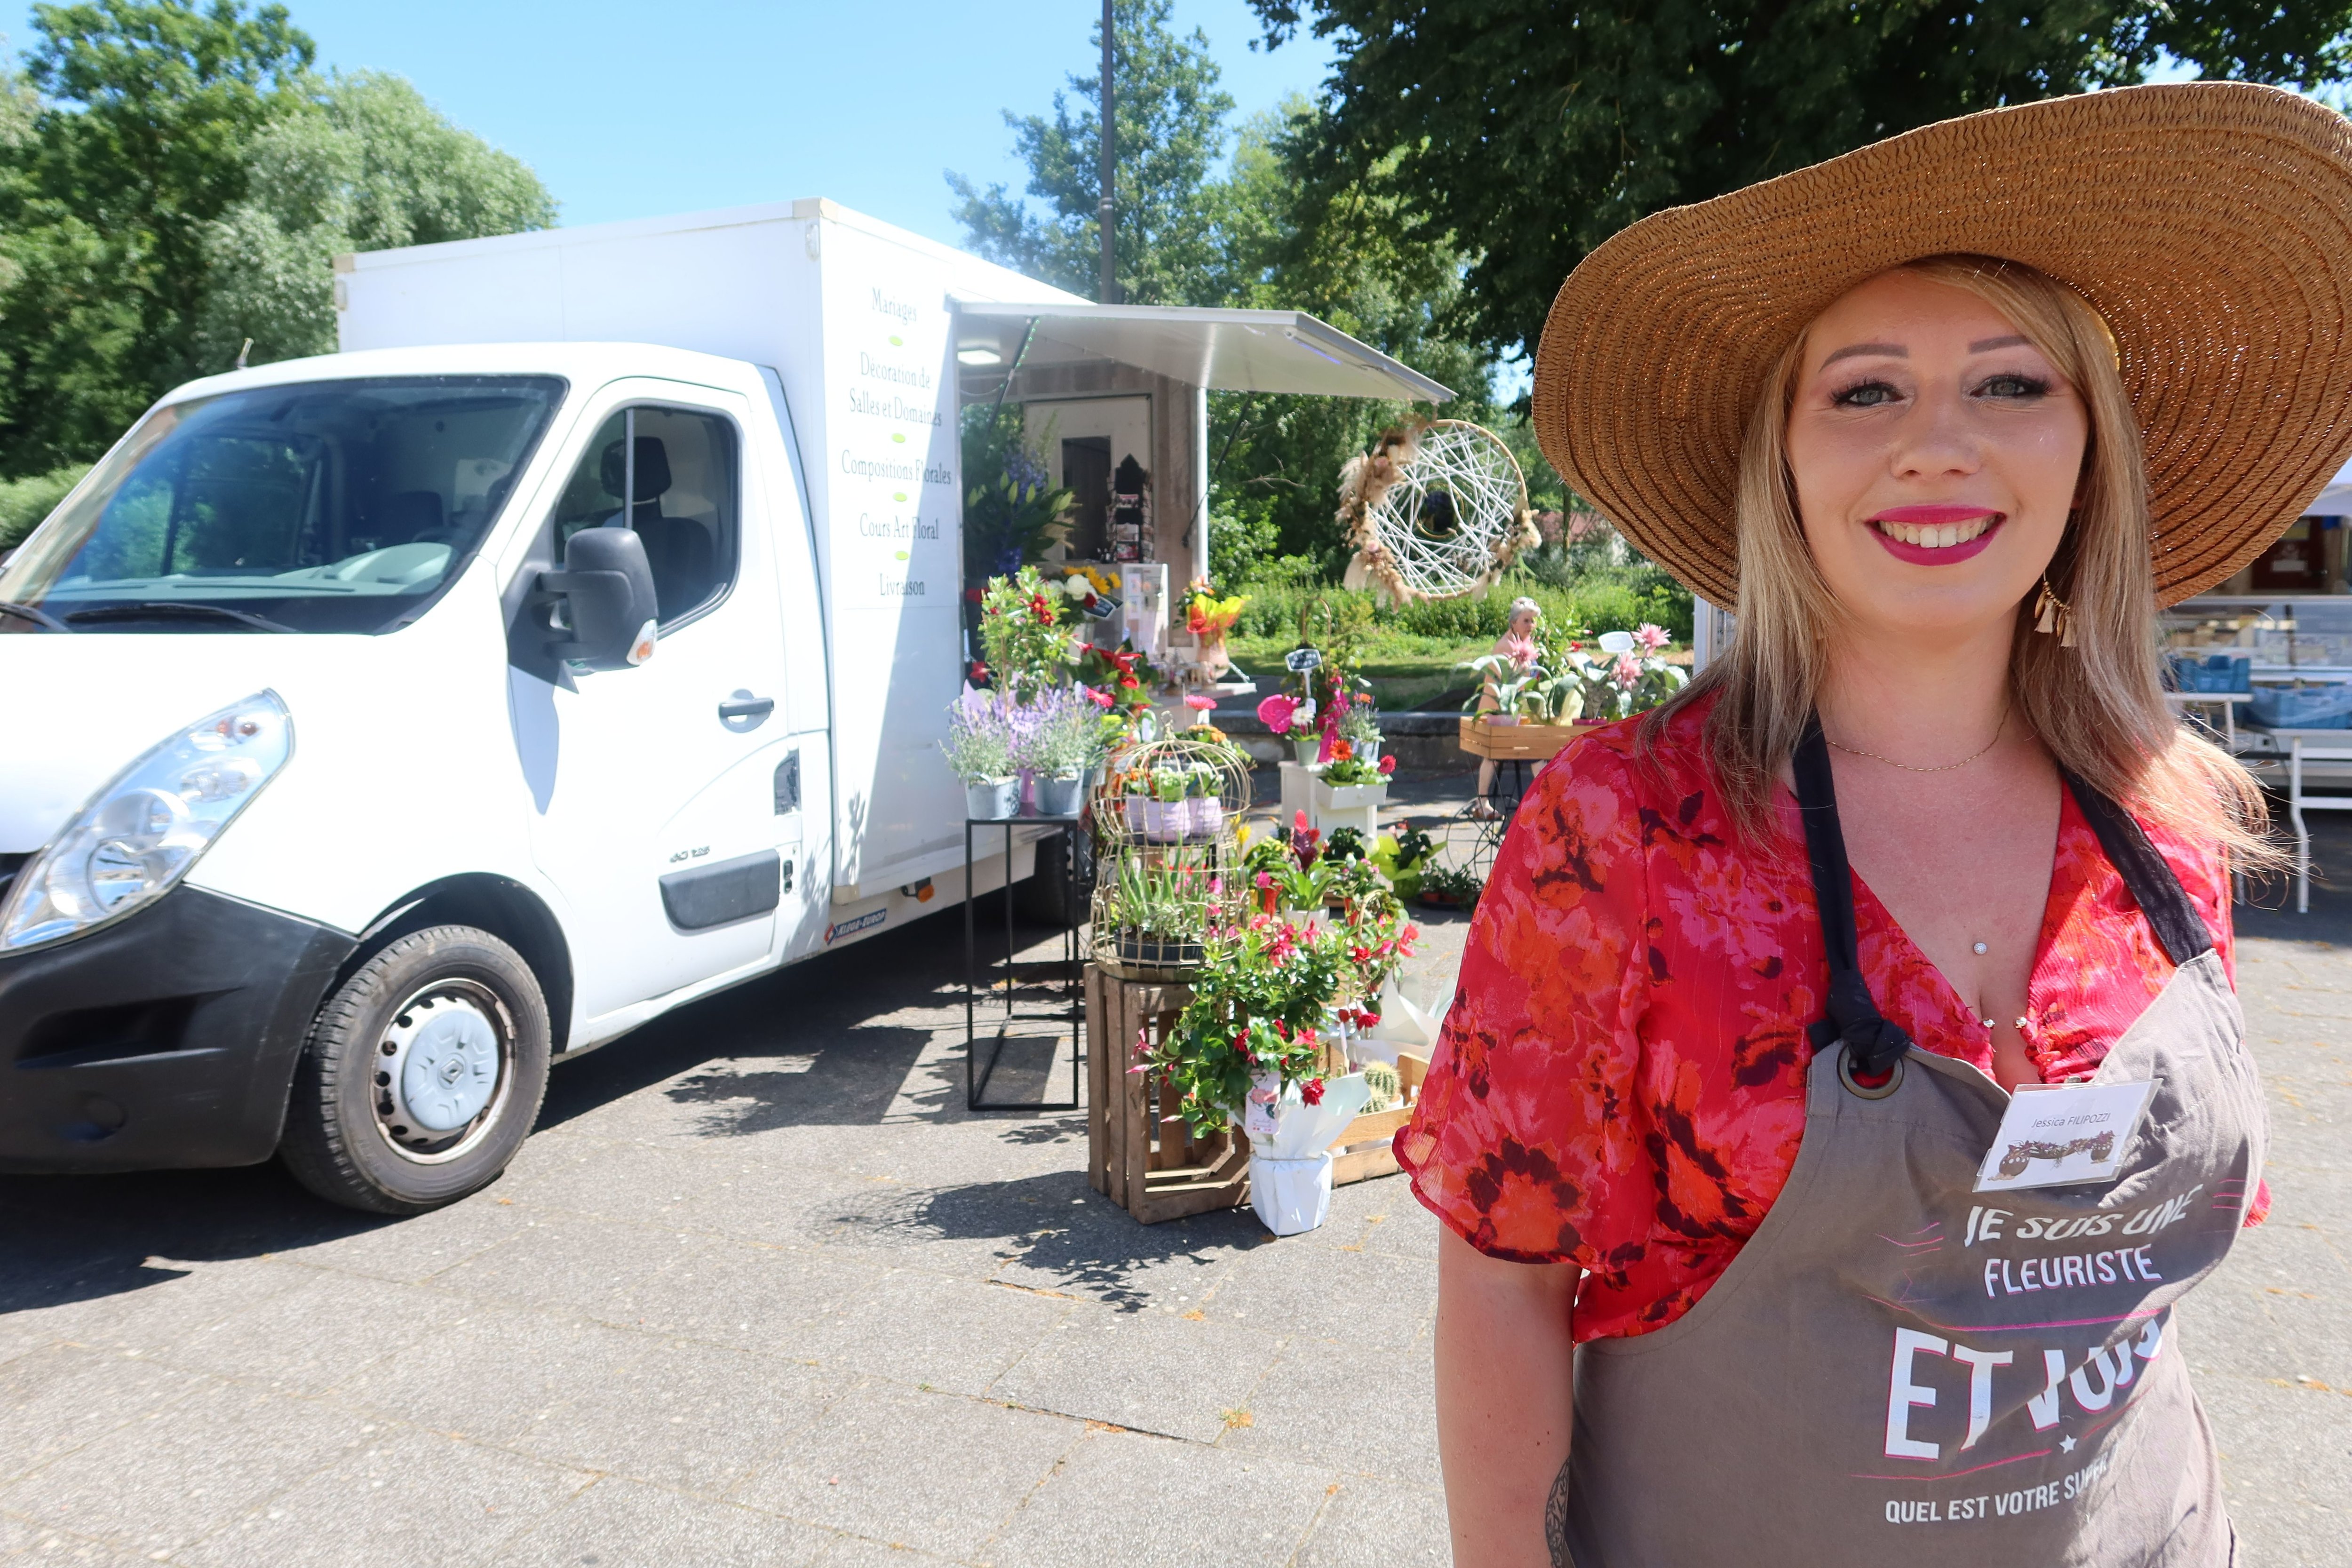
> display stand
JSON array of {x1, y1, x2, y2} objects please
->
[{"x1": 963, "y1": 814, "x2": 1085, "y2": 1112}]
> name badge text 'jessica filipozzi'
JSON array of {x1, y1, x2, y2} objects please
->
[{"x1": 1972, "y1": 1079, "x2": 2157, "y2": 1194}]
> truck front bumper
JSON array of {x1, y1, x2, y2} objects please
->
[{"x1": 0, "y1": 886, "x2": 354, "y2": 1172}]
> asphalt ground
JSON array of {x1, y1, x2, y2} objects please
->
[{"x1": 0, "y1": 773, "x2": 2344, "y2": 1567}]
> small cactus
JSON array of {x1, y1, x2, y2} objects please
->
[{"x1": 1362, "y1": 1059, "x2": 1400, "y2": 1114}]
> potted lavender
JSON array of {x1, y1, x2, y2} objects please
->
[
  {"x1": 1016, "y1": 685, "x2": 1104, "y2": 818},
  {"x1": 943, "y1": 688, "x2": 1018, "y2": 819}
]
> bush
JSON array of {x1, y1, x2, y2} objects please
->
[
  {"x1": 0, "y1": 464, "x2": 90, "y2": 550},
  {"x1": 1227, "y1": 565, "x2": 1692, "y2": 647}
]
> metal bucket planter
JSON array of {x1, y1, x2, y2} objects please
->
[
  {"x1": 965, "y1": 777, "x2": 1020, "y2": 820},
  {"x1": 1036, "y1": 772, "x2": 1087, "y2": 817}
]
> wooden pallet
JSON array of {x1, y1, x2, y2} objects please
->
[{"x1": 1087, "y1": 965, "x2": 1430, "y2": 1223}]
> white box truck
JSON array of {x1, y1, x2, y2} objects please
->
[{"x1": 0, "y1": 199, "x2": 1445, "y2": 1212}]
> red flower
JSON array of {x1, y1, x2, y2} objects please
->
[
  {"x1": 1329, "y1": 738, "x2": 1354, "y2": 763},
  {"x1": 1378, "y1": 754, "x2": 1397, "y2": 776},
  {"x1": 1087, "y1": 688, "x2": 1113, "y2": 708},
  {"x1": 969, "y1": 661, "x2": 989, "y2": 683},
  {"x1": 1301, "y1": 1077, "x2": 1326, "y2": 1106}
]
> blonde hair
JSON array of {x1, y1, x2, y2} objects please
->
[{"x1": 1643, "y1": 254, "x2": 2272, "y2": 861}]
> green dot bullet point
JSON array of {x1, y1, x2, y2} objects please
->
[
  {"x1": 893, "y1": 492, "x2": 907, "y2": 502},
  {"x1": 891, "y1": 432, "x2": 906, "y2": 444},
  {"x1": 896, "y1": 550, "x2": 910, "y2": 561},
  {"x1": 889, "y1": 335, "x2": 903, "y2": 347}
]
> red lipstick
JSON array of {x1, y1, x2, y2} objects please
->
[{"x1": 1866, "y1": 506, "x2": 2003, "y2": 566}]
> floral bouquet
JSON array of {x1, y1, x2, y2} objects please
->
[
  {"x1": 977, "y1": 566, "x2": 1078, "y2": 701},
  {"x1": 1136, "y1": 904, "x2": 1346, "y2": 1135}
]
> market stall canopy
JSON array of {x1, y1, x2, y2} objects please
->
[
  {"x1": 2312, "y1": 454, "x2": 2352, "y2": 516},
  {"x1": 952, "y1": 301, "x2": 1454, "y2": 403}
]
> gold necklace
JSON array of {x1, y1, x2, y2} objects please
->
[{"x1": 1826, "y1": 709, "x2": 2008, "y2": 773}]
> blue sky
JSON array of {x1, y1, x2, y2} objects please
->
[{"x1": 4, "y1": 0, "x2": 1336, "y2": 249}]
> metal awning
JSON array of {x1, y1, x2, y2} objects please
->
[{"x1": 951, "y1": 301, "x2": 1453, "y2": 403}]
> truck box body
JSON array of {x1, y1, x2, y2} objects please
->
[{"x1": 335, "y1": 199, "x2": 1086, "y2": 899}]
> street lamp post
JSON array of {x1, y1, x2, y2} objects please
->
[{"x1": 1098, "y1": 0, "x2": 1117, "y2": 305}]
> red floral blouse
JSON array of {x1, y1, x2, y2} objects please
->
[{"x1": 1397, "y1": 698, "x2": 2258, "y2": 1344}]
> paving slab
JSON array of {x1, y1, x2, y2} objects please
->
[
  {"x1": 175, "y1": 1424, "x2": 593, "y2": 1568},
  {"x1": 0, "y1": 1345, "x2": 216, "y2": 1486},
  {"x1": 1293, "y1": 1480, "x2": 1453, "y2": 1568},
  {"x1": 985, "y1": 1427, "x2": 1337, "y2": 1568},
  {"x1": 1217, "y1": 1334, "x2": 1445, "y2": 1490},
  {"x1": 726, "y1": 1383, "x2": 1078, "y2": 1560},
  {"x1": 990, "y1": 1299, "x2": 1286, "y2": 1443},
  {"x1": 1, "y1": 1377, "x2": 368, "y2": 1557},
  {"x1": 489, "y1": 1476, "x2": 835, "y2": 1568}
]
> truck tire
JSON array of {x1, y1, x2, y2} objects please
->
[
  {"x1": 1017, "y1": 829, "x2": 1096, "y2": 927},
  {"x1": 278, "y1": 925, "x2": 550, "y2": 1215}
]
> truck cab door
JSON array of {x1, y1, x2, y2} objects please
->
[{"x1": 505, "y1": 382, "x2": 794, "y2": 1024}]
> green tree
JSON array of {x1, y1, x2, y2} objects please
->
[
  {"x1": 947, "y1": 0, "x2": 1236, "y2": 304},
  {"x1": 950, "y1": 17, "x2": 1495, "y2": 576},
  {"x1": 198, "y1": 70, "x2": 556, "y2": 364},
  {"x1": 0, "y1": 2, "x2": 556, "y2": 478},
  {"x1": 0, "y1": 1, "x2": 314, "y2": 470},
  {"x1": 1251, "y1": 0, "x2": 2352, "y2": 359}
]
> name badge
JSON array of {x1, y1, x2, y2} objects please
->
[{"x1": 1973, "y1": 1078, "x2": 2157, "y2": 1193}]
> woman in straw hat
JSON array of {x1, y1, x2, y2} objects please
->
[{"x1": 1395, "y1": 81, "x2": 2346, "y2": 1567}]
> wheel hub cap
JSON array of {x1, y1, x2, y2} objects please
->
[{"x1": 386, "y1": 994, "x2": 501, "y2": 1134}]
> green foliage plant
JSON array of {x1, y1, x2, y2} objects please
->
[{"x1": 0, "y1": 462, "x2": 90, "y2": 548}]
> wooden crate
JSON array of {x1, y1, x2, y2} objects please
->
[
  {"x1": 1456, "y1": 715, "x2": 1600, "y2": 761},
  {"x1": 1087, "y1": 963, "x2": 1430, "y2": 1223},
  {"x1": 1087, "y1": 969, "x2": 1251, "y2": 1224}
]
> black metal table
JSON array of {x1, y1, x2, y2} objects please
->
[
  {"x1": 1448, "y1": 757, "x2": 1534, "y2": 878},
  {"x1": 962, "y1": 812, "x2": 1087, "y2": 1111}
]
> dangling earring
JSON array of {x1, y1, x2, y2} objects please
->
[{"x1": 2033, "y1": 577, "x2": 2076, "y2": 647}]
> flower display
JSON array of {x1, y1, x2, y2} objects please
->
[{"x1": 1256, "y1": 693, "x2": 1299, "y2": 735}]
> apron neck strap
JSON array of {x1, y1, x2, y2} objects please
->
[
  {"x1": 1791, "y1": 714, "x2": 2216, "y2": 1078},
  {"x1": 1793, "y1": 715, "x2": 1913, "y2": 1078},
  {"x1": 2060, "y1": 773, "x2": 2214, "y2": 967}
]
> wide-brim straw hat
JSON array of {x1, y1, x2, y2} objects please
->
[{"x1": 1531, "y1": 81, "x2": 2352, "y2": 609}]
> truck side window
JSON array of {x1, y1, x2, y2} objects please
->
[{"x1": 550, "y1": 405, "x2": 739, "y2": 627}]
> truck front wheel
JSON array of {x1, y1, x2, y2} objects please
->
[{"x1": 278, "y1": 925, "x2": 551, "y2": 1214}]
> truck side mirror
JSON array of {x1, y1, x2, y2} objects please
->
[{"x1": 538, "y1": 526, "x2": 660, "y2": 670}]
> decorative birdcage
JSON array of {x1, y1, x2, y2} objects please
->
[{"x1": 1089, "y1": 728, "x2": 1255, "y2": 980}]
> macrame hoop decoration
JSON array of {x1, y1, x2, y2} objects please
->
[{"x1": 1339, "y1": 420, "x2": 1538, "y2": 603}]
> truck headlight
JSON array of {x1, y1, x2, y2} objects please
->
[{"x1": 1, "y1": 691, "x2": 294, "y2": 951}]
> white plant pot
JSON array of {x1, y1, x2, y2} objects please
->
[
  {"x1": 1311, "y1": 777, "x2": 1390, "y2": 811},
  {"x1": 1250, "y1": 1153, "x2": 1335, "y2": 1235}
]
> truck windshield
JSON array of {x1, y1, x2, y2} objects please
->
[{"x1": 0, "y1": 375, "x2": 564, "y2": 635}]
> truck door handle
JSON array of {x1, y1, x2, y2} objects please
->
[{"x1": 718, "y1": 692, "x2": 776, "y2": 727}]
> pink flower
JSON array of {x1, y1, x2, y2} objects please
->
[
  {"x1": 1634, "y1": 622, "x2": 1672, "y2": 653},
  {"x1": 1184, "y1": 693, "x2": 1216, "y2": 712},
  {"x1": 1256, "y1": 693, "x2": 1298, "y2": 734},
  {"x1": 1086, "y1": 687, "x2": 1113, "y2": 708},
  {"x1": 1254, "y1": 871, "x2": 1273, "y2": 889},
  {"x1": 1378, "y1": 754, "x2": 1397, "y2": 776},
  {"x1": 1612, "y1": 653, "x2": 1642, "y2": 688}
]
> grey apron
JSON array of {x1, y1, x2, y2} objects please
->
[{"x1": 1563, "y1": 720, "x2": 2267, "y2": 1568}]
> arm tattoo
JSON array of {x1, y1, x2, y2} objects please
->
[{"x1": 1545, "y1": 1454, "x2": 1573, "y2": 1566}]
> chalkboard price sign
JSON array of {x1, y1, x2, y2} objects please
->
[{"x1": 1284, "y1": 646, "x2": 1323, "y2": 673}]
